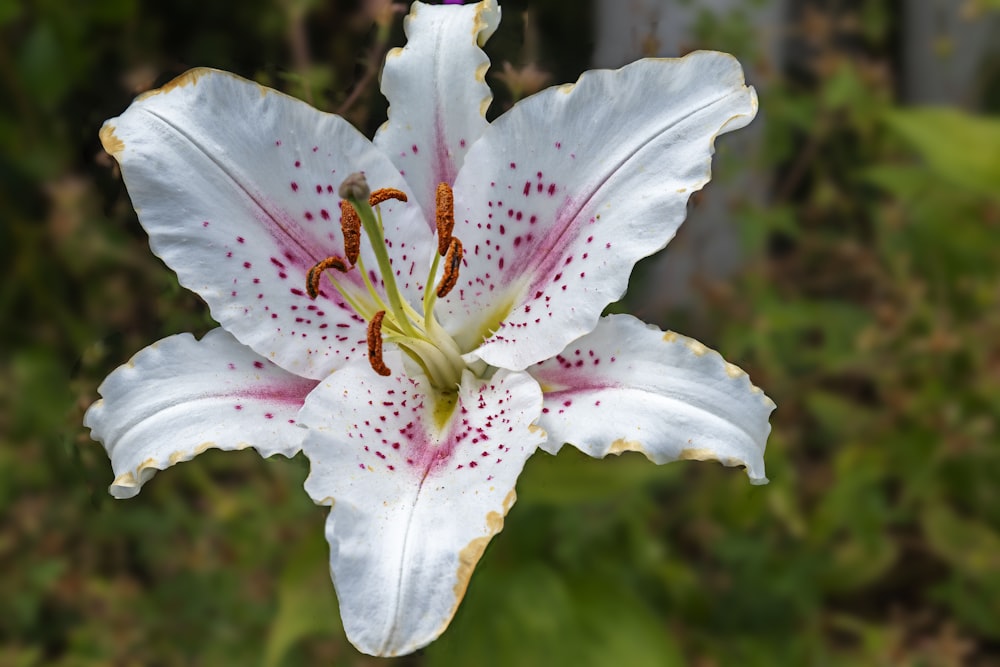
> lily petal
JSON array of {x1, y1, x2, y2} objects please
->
[
  {"x1": 84, "y1": 329, "x2": 318, "y2": 499},
  {"x1": 440, "y1": 52, "x2": 757, "y2": 369},
  {"x1": 528, "y1": 314, "x2": 773, "y2": 484},
  {"x1": 374, "y1": 0, "x2": 500, "y2": 221},
  {"x1": 101, "y1": 68, "x2": 432, "y2": 380},
  {"x1": 300, "y1": 357, "x2": 545, "y2": 656}
]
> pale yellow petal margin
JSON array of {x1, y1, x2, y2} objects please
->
[
  {"x1": 98, "y1": 68, "x2": 281, "y2": 160},
  {"x1": 444, "y1": 487, "x2": 516, "y2": 635},
  {"x1": 472, "y1": 0, "x2": 500, "y2": 47},
  {"x1": 108, "y1": 441, "x2": 252, "y2": 496},
  {"x1": 99, "y1": 124, "x2": 124, "y2": 158},
  {"x1": 387, "y1": 0, "x2": 500, "y2": 116},
  {"x1": 100, "y1": 69, "x2": 212, "y2": 159},
  {"x1": 529, "y1": 314, "x2": 773, "y2": 484},
  {"x1": 374, "y1": 0, "x2": 501, "y2": 221},
  {"x1": 135, "y1": 67, "x2": 212, "y2": 100},
  {"x1": 471, "y1": 0, "x2": 500, "y2": 116},
  {"x1": 606, "y1": 329, "x2": 773, "y2": 471},
  {"x1": 85, "y1": 329, "x2": 315, "y2": 498}
]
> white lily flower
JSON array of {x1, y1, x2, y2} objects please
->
[{"x1": 85, "y1": 0, "x2": 774, "y2": 657}]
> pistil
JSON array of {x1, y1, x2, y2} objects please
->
[{"x1": 305, "y1": 173, "x2": 468, "y2": 390}]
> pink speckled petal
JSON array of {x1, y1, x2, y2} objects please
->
[
  {"x1": 439, "y1": 52, "x2": 758, "y2": 369},
  {"x1": 84, "y1": 329, "x2": 318, "y2": 499},
  {"x1": 299, "y1": 356, "x2": 545, "y2": 657},
  {"x1": 101, "y1": 68, "x2": 433, "y2": 380},
  {"x1": 528, "y1": 314, "x2": 773, "y2": 484},
  {"x1": 373, "y1": 0, "x2": 499, "y2": 223}
]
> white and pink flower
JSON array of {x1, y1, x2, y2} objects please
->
[{"x1": 85, "y1": 0, "x2": 774, "y2": 656}]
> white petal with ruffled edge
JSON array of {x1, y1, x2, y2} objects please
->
[
  {"x1": 528, "y1": 314, "x2": 773, "y2": 484},
  {"x1": 374, "y1": 0, "x2": 500, "y2": 222},
  {"x1": 438, "y1": 52, "x2": 757, "y2": 369},
  {"x1": 101, "y1": 68, "x2": 433, "y2": 380},
  {"x1": 299, "y1": 357, "x2": 544, "y2": 656},
  {"x1": 84, "y1": 329, "x2": 317, "y2": 499}
]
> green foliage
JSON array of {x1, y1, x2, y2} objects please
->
[
  {"x1": 884, "y1": 108, "x2": 1000, "y2": 197},
  {"x1": 3, "y1": 0, "x2": 999, "y2": 665}
]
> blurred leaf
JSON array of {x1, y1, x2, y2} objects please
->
[
  {"x1": 923, "y1": 504, "x2": 1000, "y2": 578},
  {"x1": 263, "y1": 528, "x2": 340, "y2": 667},
  {"x1": 862, "y1": 164, "x2": 935, "y2": 199},
  {"x1": 17, "y1": 23, "x2": 71, "y2": 113},
  {"x1": 804, "y1": 391, "x2": 876, "y2": 440},
  {"x1": 884, "y1": 108, "x2": 1000, "y2": 198},
  {"x1": 822, "y1": 62, "x2": 866, "y2": 110},
  {"x1": 518, "y1": 448, "x2": 678, "y2": 506},
  {"x1": 0, "y1": 0, "x2": 21, "y2": 26},
  {"x1": 426, "y1": 564, "x2": 684, "y2": 667}
]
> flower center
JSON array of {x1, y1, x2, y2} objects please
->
[{"x1": 306, "y1": 173, "x2": 468, "y2": 391}]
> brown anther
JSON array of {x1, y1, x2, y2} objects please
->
[
  {"x1": 340, "y1": 200, "x2": 362, "y2": 265},
  {"x1": 306, "y1": 255, "x2": 349, "y2": 299},
  {"x1": 435, "y1": 182, "x2": 455, "y2": 256},
  {"x1": 368, "y1": 188, "x2": 409, "y2": 207},
  {"x1": 435, "y1": 237, "x2": 463, "y2": 298},
  {"x1": 366, "y1": 311, "x2": 392, "y2": 376}
]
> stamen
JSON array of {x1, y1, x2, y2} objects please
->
[
  {"x1": 435, "y1": 182, "x2": 455, "y2": 256},
  {"x1": 436, "y1": 237, "x2": 463, "y2": 298},
  {"x1": 366, "y1": 311, "x2": 392, "y2": 376},
  {"x1": 306, "y1": 255, "x2": 349, "y2": 299},
  {"x1": 340, "y1": 200, "x2": 362, "y2": 265},
  {"x1": 369, "y1": 188, "x2": 408, "y2": 207}
]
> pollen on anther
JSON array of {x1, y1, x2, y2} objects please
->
[
  {"x1": 306, "y1": 255, "x2": 349, "y2": 298},
  {"x1": 369, "y1": 188, "x2": 408, "y2": 207},
  {"x1": 366, "y1": 311, "x2": 391, "y2": 376},
  {"x1": 435, "y1": 182, "x2": 455, "y2": 255},
  {"x1": 436, "y1": 237, "x2": 463, "y2": 298},
  {"x1": 340, "y1": 200, "x2": 362, "y2": 265}
]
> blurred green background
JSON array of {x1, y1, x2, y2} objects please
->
[{"x1": 2, "y1": 0, "x2": 999, "y2": 664}]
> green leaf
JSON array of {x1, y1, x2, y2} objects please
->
[
  {"x1": 517, "y1": 447, "x2": 678, "y2": 506},
  {"x1": 426, "y1": 564, "x2": 684, "y2": 667},
  {"x1": 923, "y1": 504, "x2": 1000, "y2": 578},
  {"x1": 263, "y1": 530, "x2": 341, "y2": 667},
  {"x1": 884, "y1": 108, "x2": 1000, "y2": 198}
]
